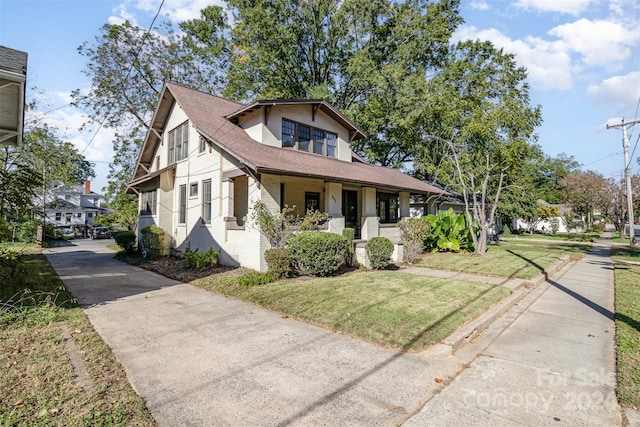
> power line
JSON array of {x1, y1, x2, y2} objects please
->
[{"x1": 80, "y1": 0, "x2": 165, "y2": 155}]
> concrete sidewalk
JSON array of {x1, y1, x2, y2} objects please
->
[{"x1": 405, "y1": 237, "x2": 623, "y2": 426}]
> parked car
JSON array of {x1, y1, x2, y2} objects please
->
[
  {"x1": 89, "y1": 226, "x2": 112, "y2": 239},
  {"x1": 55, "y1": 226, "x2": 75, "y2": 240}
]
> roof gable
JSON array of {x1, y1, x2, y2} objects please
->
[{"x1": 131, "y1": 83, "x2": 447, "y2": 195}]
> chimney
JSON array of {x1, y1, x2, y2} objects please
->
[{"x1": 84, "y1": 180, "x2": 90, "y2": 194}]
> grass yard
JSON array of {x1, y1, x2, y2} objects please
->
[
  {"x1": 415, "y1": 240, "x2": 591, "y2": 279},
  {"x1": 610, "y1": 245, "x2": 640, "y2": 263},
  {"x1": 614, "y1": 261, "x2": 640, "y2": 409},
  {"x1": 192, "y1": 270, "x2": 510, "y2": 352},
  {"x1": 0, "y1": 244, "x2": 155, "y2": 426}
]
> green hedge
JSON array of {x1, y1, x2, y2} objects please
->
[
  {"x1": 264, "y1": 248, "x2": 293, "y2": 279},
  {"x1": 113, "y1": 231, "x2": 136, "y2": 254},
  {"x1": 286, "y1": 231, "x2": 350, "y2": 276},
  {"x1": 366, "y1": 237, "x2": 394, "y2": 269}
]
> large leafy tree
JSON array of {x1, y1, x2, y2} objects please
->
[
  {"x1": 560, "y1": 170, "x2": 609, "y2": 228},
  {"x1": 74, "y1": 19, "x2": 226, "y2": 214},
  {"x1": 182, "y1": 0, "x2": 462, "y2": 169},
  {"x1": 496, "y1": 151, "x2": 580, "y2": 230},
  {"x1": 0, "y1": 120, "x2": 94, "y2": 223},
  {"x1": 416, "y1": 40, "x2": 542, "y2": 253}
]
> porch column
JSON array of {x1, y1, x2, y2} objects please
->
[
  {"x1": 399, "y1": 191, "x2": 410, "y2": 218},
  {"x1": 222, "y1": 178, "x2": 234, "y2": 219},
  {"x1": 324, "y1": 182, "x2": 344, "y2": 234},
  {"x1": 361, "y1": 187, "x2": 378, "y2": 240}
]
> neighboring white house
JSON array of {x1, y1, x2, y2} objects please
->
[
  {"x1": 512, "y1": 199, "x2": 576, "y2": 233},
  {"x1": 45, "y1": 180, "x2": 108, "y2": 228},
  {"x1": 128, "y1": 82, "x2": 449, "y2": 272}
]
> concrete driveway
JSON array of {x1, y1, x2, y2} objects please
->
[{"x1": 45, "y1": 239, "x2": 440, "y2": 426}]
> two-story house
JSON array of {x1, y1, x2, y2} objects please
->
[
  {"x1": 45, "y1": 180, "x2": 108, "y2": 229},
  {"x1": 128, "y1": 83, "x2": 447, "y2": 271}
]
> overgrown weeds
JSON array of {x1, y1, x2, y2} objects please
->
[{"x1": 0, "y1": 243, "x2": 155, "y2": 426}]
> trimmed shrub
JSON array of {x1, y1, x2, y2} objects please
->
[
  {"x1": 114, "y1": 231, "x2": 136, "y2": 254},
  {"x1": 264, "y1": 248, "x2": 293, "y2": 279},
  {"x1": 366, "y1": 237, "x2": 394, "y2": 269},
  {"x1": 140, "y1": 225, "x2": 170, "y2": 259},
  {"x1": 342, "y1": 227, "x2": 355, "y2": 266},
  {"x1": 286, "y1": 231, "x2": 350, "y2": 276},
  {"x1": 342, "y1": 227, "x2": 355, "y2": 242},
  {"x1": 238, "y1": 271, "x2": 274, "y2": 287}
]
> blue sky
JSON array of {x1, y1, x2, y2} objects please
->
[{"x1": 1, "y1": 0, "x2": 639, "y2": 194}]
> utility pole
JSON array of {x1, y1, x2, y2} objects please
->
[{"x1": 607, "y1": 118, "x2": 640, "y2": 245}]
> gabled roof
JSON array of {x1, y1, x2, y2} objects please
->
[
  {"x1": 226, "y1": 99, "x2": 367, "y2": 143},
  {"x1": 131, "y1": 82, "x2": 448, "y2": 195}
]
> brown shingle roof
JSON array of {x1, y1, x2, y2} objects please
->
[{"x1": 132, "y1": 82, "x2": 447, "y2": 195}]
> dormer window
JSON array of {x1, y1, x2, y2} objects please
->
[{"x1": 282, "y1": 118, "x2": 337, "y2": 158}]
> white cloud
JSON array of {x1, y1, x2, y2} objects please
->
[
  {"x1": 454, "y1": 25, "x2": 574, "y2": 90},
  {"x1": 132, "y1": 0, "x2": 225, "y2": 23},
  {"x1": 514, "y1": 0, "x2": 596, "y2": 15},
  {"x1": 549, "y1": 19, "x2": 638, "y2": 69},
  {"x1": 469, "y1": 1, "x2": 490, "y2": 11},
  {"x1": 587, "y1": 71, "x2": 640, "y2": 113},
  {"x1": 109, "y1": 3, "x2": 138, "y2": 26}
]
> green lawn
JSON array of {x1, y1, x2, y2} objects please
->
[
  {"x1": 610, "y1": 245, "x2": 640, "y2": 262},
  {"x1": 501, "y1": 232, "x2": 600, "y2": 242},
  {"x1": 614, "y1": 262, "x2": 640, "y2": 409},
  {"x1": 414, "y1": 240, "x2": 591, "y2": 279},
  {"x1": 0, "y1": 244, "x2": 155, "y2": 426},
  {"x1": 193, "y1": 270, "x2": 510, "y2": 352}
]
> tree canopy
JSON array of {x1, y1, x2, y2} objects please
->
[
  {"x1": 76, "y1": 0, "x2": 547, "y2": 245},
  {"x1": 0, "y1": 118, "x2": 94, "y2": 223}
]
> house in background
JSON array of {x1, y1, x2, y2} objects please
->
[
  {"x1": 512, "y1": 199, "x2": 575, "y2": 233},
  {"x1": 0, "y1": 45, "x2": 27, "y2": 146},
  {"x1": 128, "y1": 83, "x2": 448, "y2": 271},
  {"x1": 45, "y1": 180, "x2": 109, "y2": 231}
]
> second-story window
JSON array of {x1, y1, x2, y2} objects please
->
[
  {"x1": 282, "y1": 118, "x2": 337, "y2": 158},
  {"x1": 168, "y1": 121, "x2": 189, "y2": 164}
]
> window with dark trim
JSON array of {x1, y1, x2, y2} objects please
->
[
  {"x1": 141, "y1": 190, "x2": 157, "y2": 215},
  {"x1": 55, "y1": 212, "x2": 61, "y2": 221},
  {"x1": 179, "y1": 185, "x2": 187, "y2": 224},
  {"x1": 282, "y1": 118, "x2": 337, "y2": 157},
  {"x1": 376, "y1": 193, "x2": 399, "y2": 223},
  {"x1": 305, "y1": 192, "x2": 320, "y2": 212},
  {"x1": 190, "y1": 182, "x2": 198, "y2": 197},
  {"x1": 168, "y1": 121, "x2": 189, "y2": 164},
  {"x1": 202, "y1": 179, "x2": 212, "y2": 223}
]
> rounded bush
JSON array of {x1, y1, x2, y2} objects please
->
[
  {"x1": 286, "y1": 231, "x2": 350, "y2": 276},
  {"x1": 114, "y1": 231, "x2": 136, "y2": 254},
  {"x1": 366, "y1": 237, "x2": 394, "y2": 269},
  {"x1": 264, "y1": 248, "x2": 293, "y2": 279}
]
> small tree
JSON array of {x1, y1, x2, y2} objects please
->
[
  {"x1": 397, "y1": 217, "x2": 430, "y2": 263},
  {"x1": 249, "y1": 199, "x2": 328, "y2": 249}
]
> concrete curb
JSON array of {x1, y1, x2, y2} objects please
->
[{"x1": 442, "y1": 255, "x2": 572, "y2": 351}]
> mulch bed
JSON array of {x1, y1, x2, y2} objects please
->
[{"x1": 116, "y1": 253, "x2": 245, "y2": 283}]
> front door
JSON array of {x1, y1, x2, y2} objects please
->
[{"x1": 342, "y1": 190, "x2": 359, "y2": 236}]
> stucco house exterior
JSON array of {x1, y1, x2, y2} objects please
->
[{"x1": 128, "y1": 82, "x2": 447, "y2": 271}]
